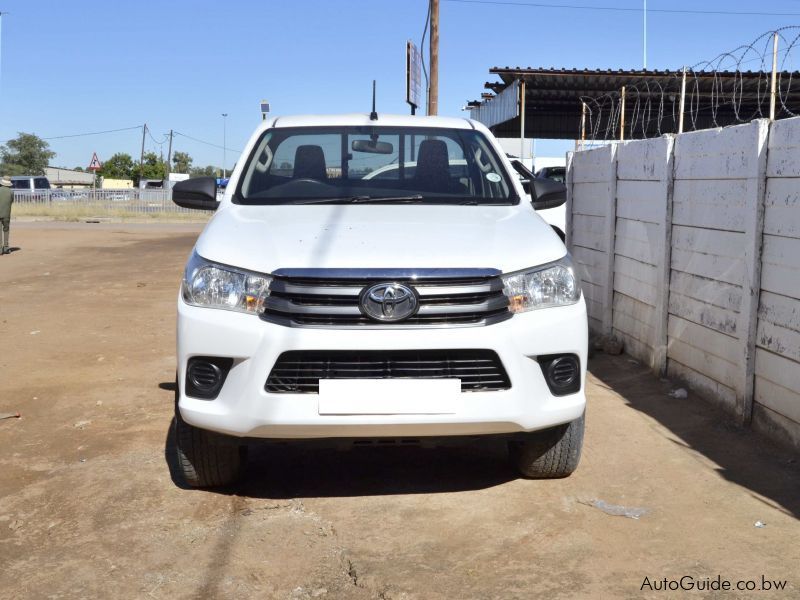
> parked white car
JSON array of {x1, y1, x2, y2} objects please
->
[
  {"x1": 172, "y1": 113, "x2": 587, "y2": 487},
  {"x1": 10, "y1": 175, "x2": 51, "y2": 192}
]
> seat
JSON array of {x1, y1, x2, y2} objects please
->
[
  {"x1": 413, "y1": 139, "x2": 452, "y2": 193},
  {"x1": 293, "y1": 145, "x2": 327, "y2": 180}
]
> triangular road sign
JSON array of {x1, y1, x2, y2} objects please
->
[{"x1": 88, "y1": 152, "x2": 102, "y2": 171}]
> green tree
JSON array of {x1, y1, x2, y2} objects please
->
[
  {"x1": 189, "y1": 165, "x2": 219, "y2": 177},
  {"x1": 0, "y1": 132, "x2": 56, "y2": 175},
  {"x1": 99, "y1": 153, "x2": 134, "y2": 180},
  {"x1": 138, "y1": 152, "x2": 167, "y2": 183},
  {"x1": 171, "y1": 151, "x2": 192, "y2": 174}
]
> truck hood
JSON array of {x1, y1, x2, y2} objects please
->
[{"x1": 195, "y1": 204, "x2": 565, "y2": 275}]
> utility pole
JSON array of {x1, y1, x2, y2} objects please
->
[
  {"x1": 519, "y1": 79, "x2": 526, "y2": 159},
  {"x1": 166, "y1": 129, "x2": 173, "y2": 178},
  {"x1": 0, "y1": 12, "x2": 13, "y2": 105},
  {"x1": 221, "y1": 113, "x2": 228, "y2": 178},
  {"x1": 0, "y1": 12, "x2": 7, "y2": 98},
  {"x1": 643, "y1": 0, "x2": 647, "y2": 69},
  {"x1": 428, "y1": 0, "x2": 439, "y2": 115},
  {"x1": 139, "y1": 123, "x2": 147, "y2": 182},
  {"x1": 0, "y1": 13, "x2": 5, "y2": 96}
]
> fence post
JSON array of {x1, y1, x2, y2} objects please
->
[
  {"x1": 619, "y1": 86, "x2": 626, "y2": 142},
  {"x1": 678, "y1": 67, "x2": 687, "y2": 134},
  {"x1": 769, "y1": 32, "x2": 779, "y2": 121},
  {"x1": 565, "y1": 151, "x2": 574, "y2": 251},
  {"x1": 602, "y1": 144, "x2": 618, "y2": 336},
  {"x1": 651, "y1": 134, "x2": 676, "y2": 377},
  {"x1": 737, "y1": 119, "x2": 770, "y2": 425},
  {"x1": 580, "y1": 102, "x2": 587, "y2": 150}
]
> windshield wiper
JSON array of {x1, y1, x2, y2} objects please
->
[
  {"x1": 292, "y1": 195, "x2": 425, "y2": 205},
  {"x1": 349, "y1": 194, "x2": 424, "y2": 204}
]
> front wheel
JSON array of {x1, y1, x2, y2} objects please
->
[
  {"x1": 508, "y1": 413, "x2": 585, "y2": 478},
  {"x1": 174, "y1": 412, "x2": 247, "y2": 488}
]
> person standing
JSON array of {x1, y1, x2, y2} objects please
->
[{"x1": 0, "y1": 177, "x2": 13, "y2": 255}]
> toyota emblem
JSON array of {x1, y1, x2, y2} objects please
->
[{"x1": 359, "y1": 283, "x2": 418, "y2": 322}]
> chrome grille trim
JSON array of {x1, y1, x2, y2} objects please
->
[
  {"x1": 271, "y1": 268, "x2": 501, "y2": 279},
  {"x1": 262, "y1": 269, "x2": 511, "y2": 328}
]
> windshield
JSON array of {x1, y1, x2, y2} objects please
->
[{"x1": 235, "y1": 126, "x2": 517, "y2": 205}]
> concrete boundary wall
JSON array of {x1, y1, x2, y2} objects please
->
[
  {"x1": 566, "y1": 117, "x2": 800, "y2": 451},
  {"x1": 568, "y1": 144, "x2": 617, "y2": 334}
]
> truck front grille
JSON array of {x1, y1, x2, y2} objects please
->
[
  {"x1": 261, "y1": 269, "x2": 511, "y2": 328},
  {"x1": 265, "y1": 350, "x2": 511, "y2": 393}
]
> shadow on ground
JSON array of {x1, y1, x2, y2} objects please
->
[
  {"x1": 590, "y1": 353, "x2": 800, "y2": 519},
  {"x1": 241, "y1": 439, "x2": 516, "y2": 498},
  {"x1": 163, "y1": 415, "x2": 517, "y2": 498}
]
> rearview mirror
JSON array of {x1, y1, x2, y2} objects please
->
[
  {"x1": 352, "y1": 139, "x2": 394, "y2": 154},
  {"x1": 172, "y1": 177, "x2": 218, "y2": 211},
  {"x1": 531, "y1": 178, "x2": 567, "y2": 210}
]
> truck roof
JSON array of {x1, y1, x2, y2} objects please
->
[{"x1": 267, "y1": 113, "x2": 479, "y2": 131}]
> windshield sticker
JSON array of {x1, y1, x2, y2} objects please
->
[{"x1": 486, "y1": 172, "x2": 502, "y2": 183}]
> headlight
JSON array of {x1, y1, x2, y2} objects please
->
[
  {"x1": 502, "y1": 256, "x2": 580, "y2": 313},
  {"x1": 181, "y1": 251, "x2": 271, "y2": 314}
]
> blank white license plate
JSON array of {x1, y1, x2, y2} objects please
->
[{"x1": 318, "y1": 379, "x2": 461, "y2": 415}]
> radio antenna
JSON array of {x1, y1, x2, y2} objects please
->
[{"x1": 370, "y1": 80, "x2": 378, "y2": 121}]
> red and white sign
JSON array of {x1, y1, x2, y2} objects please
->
[{"x1": 87, "y1": 152, "x2": 102, "y2": 171}]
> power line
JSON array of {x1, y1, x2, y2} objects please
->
[
  {"x1": 36, "y1": 125, "x2": 143, "y2": 142},
  {"x1": 173, "y1": 131, "x2": 239, "y2": 153},
  {"x1": 444, "y1": 0, "x2": 800, "y2": 17},
  {"x1": 0, "y1": 125, "x2": 143, "y2": 144},
  {"x1": 0, "y1": 126, "x2": 239, "y2": 155},
  {"x1": 146, "y1": 127, "x2": 168, "y2": 147}
]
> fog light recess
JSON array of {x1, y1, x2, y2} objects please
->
[
  {"x1": 539, "y1": 354, "x2": 580, "y2": 396},
  {"x1": 186, "y1": 357, "x2": 233, "y2": 400}
]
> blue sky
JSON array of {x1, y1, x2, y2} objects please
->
[{"x1": 0, "y1": 0, "x2": 798, "y2": 169}]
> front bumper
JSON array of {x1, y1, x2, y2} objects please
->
[{"x1": 177, "y1": 298, "x2": 588, "y2": 439}]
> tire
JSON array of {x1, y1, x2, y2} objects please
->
[
  {"x1": 509, "y1": 413, "x2": 584, "y2": 478},
  {"x1": 174, "y1": 412, "x2": 247, "y2": 488}
]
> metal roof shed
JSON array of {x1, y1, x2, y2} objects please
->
[{"x1": 469, "y1": 67, "x2": 800, "y2": 141}]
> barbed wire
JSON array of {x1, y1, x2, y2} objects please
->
[{"x1": 578, "y1": 26, "x2": 800, "y2": 144}]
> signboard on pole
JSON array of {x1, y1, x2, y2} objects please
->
[
  {"x1": 406, "y1": 40, "x2": 422, "y2": 113},
  {"x1": 87, "y1": 152, "x2": 102, "y2": 171},
  {"x1": 260, "y1": 99, "x2": 270, "y2": 121}
]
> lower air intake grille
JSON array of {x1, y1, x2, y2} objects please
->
[{"x1": 265, "y1": 350, "x2": 511, "y2": 394}]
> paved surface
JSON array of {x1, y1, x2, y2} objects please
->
[{"x1": 1, "y1": 223, "x2": 798, "y2": 599}]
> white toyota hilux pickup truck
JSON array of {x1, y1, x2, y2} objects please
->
[{"x1": 172, "y1": 113, "x2": 587, "y2": 487}]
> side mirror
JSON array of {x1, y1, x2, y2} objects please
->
[
  {"x1": 172, "y1": 177, "x2": 218, "y2": 211},
  {"x1": 531, "y1": 178, "x2": 567, "y2": 210},
  {"x1": 508, "y1": 159, "x2": 536, "y2": 196}
]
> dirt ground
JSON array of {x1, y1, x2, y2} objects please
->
[{"x1": 1, "y1": 222, "x2": 798, "y2": 600}]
